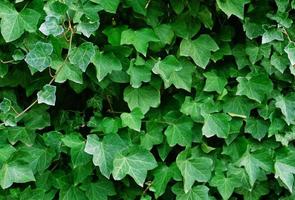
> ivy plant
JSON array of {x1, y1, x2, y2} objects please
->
[{"x1": 1, "y1": 0, "x2": 295, "y2": 199}]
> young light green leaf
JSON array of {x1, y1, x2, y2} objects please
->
[
  {"x1": 92, "y1": 51, "x2": 122, "y2": 81},
  {"x1": 37, "y1": 84, "x2": 56, "y2": 106},
  {"x1": 284, "y1": 42, "x2": 295, "y2": 65},
  {"x1": 153, "y1": 56, "x2": 195, "y2": 92},
  {"x1": 25, "y1": 42, "x2": 53, "y2": 72},
  {"x1": 90, "y1": 0, "x2": 120, "y2": 13},
  {"x1": 120, "y1": 108, "x2": 144, "y2": 132},
  {"x1": 180, "y1": 34, "x2": 219, "y2": 68},
  {"x1": 121, "y1": 28, "x2": 159, "y2": 56},
  {"x1": 123, "y1": 85, "x2": 160, "y2": 114},
  {"x1": 112, "y1": 146, "x2": 158, "y2": 186},
  {"x1": 69, "y1": 42, "x2": 95, "y2": 72}
]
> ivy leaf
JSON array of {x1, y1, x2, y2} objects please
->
[
  {"x1": 236, "y1": 73, "x2": 273, "y2": 103},
  {"x1": 172, "y1": 184, "x2": 210, "y2": 200},
  {"x1": 120, "y1": 108, "x2": 144, "y2": 132},
  {"x1": 0, "y1": 3, "x2": 40, "y2": 42},
  {"x1": 82, "y1": 180, "x2": 116, "y2": 200},
  {"x1": 127, "y1": 60, "x2": 152, "y2": 88},
  {"x1": 164, "y1": 112, "x2": 194, "y2": 147},
  {"x1": 176, "y1": 148, "x2": 213, "y2": 192},
  {"x1": 245, "y1": 118, "x2": 268, "y2": 140},
  {"x1": 262, "y1": 27, "x2": 284, "y2": 44},
  {"x1": 202, "y1": 113, "x2": 231, "y2": 138},
  {"x1": 123, "y1": 85, "x2": 160, "y2": 114},
  {"x1": 69, "y1": 42, "x2": 95, "y2": 72},
  {"x1": 85, "y1": 134, "x2": 127, "y2": 178},
  {"x1": 92, "y1": 51, "x2": 122, "y2": 82},
  {"x1": 112, "y1": 146, "x2": 158, "y2": 186},
  {"x1": 284, "y1": 42, "x2": 295, "y2": 65},
  {"x1": 203, "y1": 71, "x2": 227, "y2": 94},
  {"x1": 59, "y1": 186, "x2": 87, "y2": 200},
  {"x1": 216, "y1": 0, "x2": 250, "y2": 19},
  {"x1": 25, "y1": 42, "x2": 53, "y2": 72},
  {"x1": 37, "y1": 84, "x2": 56, "y2": 106},
  {"x1": 90, "y1": 0, "x2": 120, "y2": 13},
  {"x1": 210, "y1": 173, "x2": 241, "y2": 200},
  {"x1": 121, "y1": 28, "x2": 159, "y2": 56},
  {"x1": 153, "y1": 56, "x2": 195, "y2": 92},
  {"x1": 150, "y1": 165, "x2": 174, "y2": 198},
  {"x1": 275, "y1": 94, "x2": 295, "y2": 125},
  {"x1": 223, "y1": 96, "x2": 254, "y2": 118},
  {"x1": 124, "y1": 0, "x2": 148, "y2": 16},
  {"x1": 275, "y1": 148, "x2": 295, "y2": 192},
  {"x1": 39, "y1": 16, "x2": 64, "y2": 36},
  {"x1": 52, "y1": 60, "x2": 83, "y2": 84},
  {"x1": 0, "y1": 98, "x2": 11, "y2": 113},
  {"x1": 180, "y1": 34, "x2": 219, "y2": 68},
  {"x1": 239, "y1": 146, "x2": 273, "y2": 186},
  {"x1": 0, "y1": 163, "x2": 35, "y2": 189}
]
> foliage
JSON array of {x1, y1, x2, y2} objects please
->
[{"x1": 1, "y1": 0, "x2": 295, "y2": 199}]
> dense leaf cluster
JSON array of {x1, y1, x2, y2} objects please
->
[{"x1": 1, "y1": 0, "x2": 295, "y2": 199}]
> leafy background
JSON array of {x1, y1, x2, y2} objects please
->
[{"x1": 0, "y1": 0, "x2": 295, "y2": 199}]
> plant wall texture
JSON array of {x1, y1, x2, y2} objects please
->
[{"x1": 1, "y1": 0, "x2": 295, "y2": 199}]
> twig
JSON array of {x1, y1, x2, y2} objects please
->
[
  {"x1": 0, "y1": 59, "x2": 14, "y2": 64},
  {"x1": 145, "y1": 0, "x2": 151, "y2": 9},
  {"x1": 281, "y1": 27, "x2": 293, "y2": 43},
  {"x1": 15, "y1": 99, "x2": 38, "y2": 119}
]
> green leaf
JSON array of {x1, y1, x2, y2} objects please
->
[
  {"x1": 204, "y1": 71, "x2": 227, "y2": 94},
  {"x1": 176, "y1": 148, "x2": 213, "y2": 192},
  {"x1": 180, "y1": 34, "x2": 219, "y2": 68},
  {"x1": 216, "y1": 0, "x2": 250, "y2": 19},
  {"x1": 210, "y1": 173, "x2": 242, "y2": 200},
  {"x1": 90, "y1": 0, "x2": 120, "y2": 13},
  {"x1": 69, "y1": 42, "x2": 95, "y2": 72},
  {"x1": 172, "y1": 184, "x2": 210, "y2": 200},
  {"x1": 121, "y1": 108, "x2": 144, "y2": 132},
  {"x1": 37, "y1": 84, "x2": 56, "y2": 106},
  {"x1": 59, "y1": 186, "x2": 87, "y2": 200},
  {"x1": 275, "y1": 148, "x2": 295, "y2": 192},
  {"x1": 150, "y1": 165, "x2": 174, "y2": 198},
  {"x1": 275, "y1": 94, "x2": 295, "y2": 125},
  {"x1": 25, "y1": 42, "x2": 53, "y2": 72},
  {"x1": 85, "y1": 134, "x2": 127, "y2": 178},
  {"x1": 82, "y1": 179, "x2": 116, "y2": 200},
  {"x1": 0, "y1": 163, "x2": 35, "y2": 189},
  {"x1": 202, "y1": 113, "x2": 231, "y2": 138},
  {"x1": 127, "y1": 59, "x2": 152, "y2": 88},
  {"x1": 262, "y1": 27, "x2": 284, "y2": 44},
  {"x1": 223, "y1": 96, "x2": 254, "y2": 118},
  {"x1": 124, "y1": 0, "x2": 148, "y2": 16},
  {"x1": 52, "y1": 60, "x2": 83, "y2": 84},
  {"x1": 245, "y1": 118, "x2": 268, "y2": 140},
  {"x1": 0, "y1": 98, "x2": 11, "y2": 113},
  {"x1": 153, "y1": 56, "x2": 195, "y2": 92},
  {"x1": 121, "y1": 28, "x2": 159, "y2": 56},
  {"x1": 92, "y1": 51, "x2": 122, "y2": 82},
  {"x1": 164, "y1": 112, "x2": 194, "y2": 147},
  {"x1": 284, "y1": 42, "x2": 295, "y2": 65},
  {"x1": 239, "y1": 146, "x2": 273, "y2": 186},
  {"x1": 112, "y1": 146, "x2": 158, "y2": 186},
  {"x1": 123, "y1": 85, "x2": 160, "y2": 114},
  {"x1": 236, "y1": 73, "x2": 273, "y2": 103},
  {"x1": 39, "y1": 16, "x2": 64, "y2": 36},
  {"x1": 0, "y1": 6, "x2": 40, "y2": 42}
]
